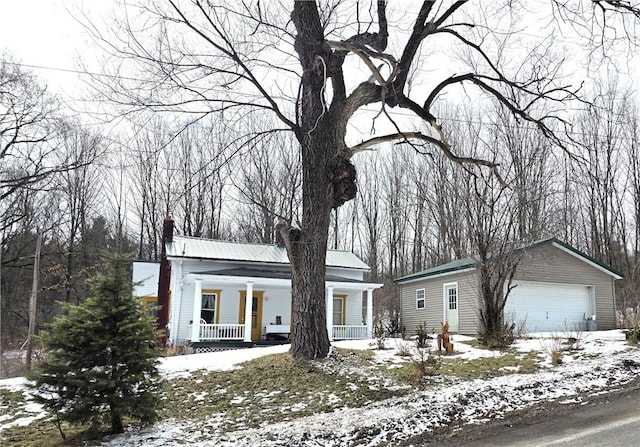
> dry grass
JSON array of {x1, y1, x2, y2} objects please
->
[{"x1": 0, "y1": 345, "x2": 546, "y2": 446}]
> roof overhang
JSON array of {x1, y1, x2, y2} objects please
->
[
  {"x1": 182, "y1": 271, "x2": 383, "y2": 291},
  {"x1": 394, "y1": 267, "x2": 476, "y2": 284}
]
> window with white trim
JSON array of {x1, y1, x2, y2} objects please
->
[
  {"x1": 416, "y1": 288, "x2": 425, "y2": 309},
  {"x1": 201, "y1": 292, "x2": 218, "y2": 324},
  {"x1": 332, "y1": 296, "x2": 345, "y2": 325}
]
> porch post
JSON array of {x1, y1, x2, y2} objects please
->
[
  {"x1": 191, "y1": 279, "x2": 202, "y2": 342},
  {"x1": 243, "y1": 282, "x2": 253, "y2": 342},
  {"x1": 326, "y1": 286, "x2": 334, "y2": 341},
  {"x1": 366, "y1": 288, "x2": 374, "y2": 339}
]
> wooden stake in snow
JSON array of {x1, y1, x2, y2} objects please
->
[{"x1": 26, "y1": 230, "x2": 42, "y2": 370}]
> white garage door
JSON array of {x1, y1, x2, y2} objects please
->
[{"x1": 504, "y1": 282, "x2": 592, "y2": 332}]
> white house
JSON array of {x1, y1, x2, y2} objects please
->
[{"x1": 133, "y1": 218, "x2": 383, "y2": 349}]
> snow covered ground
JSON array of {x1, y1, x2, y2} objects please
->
[{"x1": 2, "y1": 330, "x2": 639, "y2": 446}]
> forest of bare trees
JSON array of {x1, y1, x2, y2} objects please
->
[
  {"x1": 3, "y1": 71, "x2": 640, "y2": 350},
  {"x1": 3, "y1": 1, "x2": 640, "y2": 360}
]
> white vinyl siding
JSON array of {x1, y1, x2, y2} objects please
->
[{"x1": 400, "y1": 270, "x2": 479, "y2": 335}]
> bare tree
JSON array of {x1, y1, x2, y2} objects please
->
[
  {"x1": 355, "y1": 155, "x2": 383, "y2": 279},
  {"x1": 130, "y1": 118, "x2": 174, "y2": 260},
  {"x1": 53, "y1": 125, "x2": 105, "y2": 304},
  {"x1": 569, "y1": 79, "x2": 630, "y2": 269},
  {"x1": 0, "y1": 54, "x2": 93, "y2": 212},
  {"x1": 86, "y1": 1, "x2": 640, "y2": 359},
  {"x1": 382, "y1": 148, "x2": 414, "y2": 277},
  {"x1": 464, "y1": 165, "x2": 523, "y2": 345},
  {"x1": 235, "y1": 130, "x2": 302, "y2": 244}
]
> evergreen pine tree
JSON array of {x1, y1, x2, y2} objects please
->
[{"x1": 29, "y1": 250, "x2": 161, "y2": 435}]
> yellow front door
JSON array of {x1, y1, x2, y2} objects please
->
[{"x1": 239, "y1": 291, "x2": 264, "y2": 341}]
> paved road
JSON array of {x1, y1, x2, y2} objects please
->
[{"x1": 423, "y1": 381, "x2": 640, "y2": 447}]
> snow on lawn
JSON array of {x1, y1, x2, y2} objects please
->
[
  {"x1": 158, "y1": 343, "x2": 291, "y2": 378},
  {"x1": 2, "y1": 331, "x2": 639, "y2": 446},
  {"x1": 0, "y1": 377, "x2": 49, "y2": 429}
]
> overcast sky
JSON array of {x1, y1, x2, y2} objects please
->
[
  {"x1": 2, "y1": 1, "x2": 638, "y2": 118},
  {"x1": 0, "y1": 0, "x2": 113, "y2": 96}
]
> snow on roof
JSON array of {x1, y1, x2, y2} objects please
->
[{"x1": 165, "y1": 236, "x2": 370, "y2": 270}]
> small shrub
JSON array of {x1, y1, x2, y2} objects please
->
[
  {"x1": 373, "y1": 321, "x2": 387, "y2": 350},
  {"x1": 165, "y1": 343, "x2": 188, "y2": 357},
  {"x1": 561, "y1": 322, "x2": 584, "y2": 351},
  {"x1": 513, "y1": 318, "x2": 529, "y2": 339},
  {"x1": 542, "y1": 334, "x2": 565, "y2": 366},
  {"x1": 395, "y1": 340, "x2": 412, "y2": 357},
  {"x1": 478, "y1": 323, "x2": 515, "y2": 349},
  {"x1": 383, "y1": 317, "x2": 402, "y2": 337},
  {"x1": 550, "y1": 349, "x2": 563, "y2": 365},
  {"x1": 414, "y1": 322, "x2": 432, "y2": 349},
  {"x1": 625, "y1": 328, "x2": 639, "y2": 344},
  {"x1": 411, "y1": 323, "x2": 441, "y2": 379}
]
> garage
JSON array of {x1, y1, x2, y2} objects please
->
[{"x1": 504, "y1": 282, "x2": 593, "y2": 332}]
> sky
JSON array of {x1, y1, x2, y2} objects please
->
[
  {"x1": 0, "y1": 0, "x2": 113, "y2": 98},
  {"x1": 2, "y1": 2, "x2": 638, "y2": 109}
]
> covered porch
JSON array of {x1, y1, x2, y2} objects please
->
[
  {"x1": 186, "y1": 322, "x2": 371, "y2": 342},
  {"x1": 175, "y1": 268, "x2": 382, "y2": 344}
]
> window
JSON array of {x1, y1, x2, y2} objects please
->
[
  {"x1": 141, "y1": 296, "x2": 157, "y2": 318},
  {"x1": 447, "y1": 287, "x2": 457, "y2": 310},
  {"x1": 333, "y1": 295, "x2": 345, "y2": 325},
  {"x1": 416, "y1": 289, "x2": 425, "y2": 309},
  {"x1": 201, "y1": 290, "x2": 220, "y2": 324}
]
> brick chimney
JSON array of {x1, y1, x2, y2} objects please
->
[{"x1": 157, "y1": 214, "x2": 174, "y2": 345}]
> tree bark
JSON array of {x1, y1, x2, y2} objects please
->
[
  {"x1": 110, "y1": 408, "x2": 124, "y2": 434},
  {"x1": 286, "y1": 3, "x2": 356, "y2": 359}
]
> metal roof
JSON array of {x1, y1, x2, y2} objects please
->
[
  {"x1": 166, "y1": 236, "x2": 370, "y2": 270},
  {"x1": 394, "y1": 256, "x2": 477, "y2": 283},
  {"x1": 394, "y1": 237, "x2": 623, "y2": 283},
  {"x1": 193, "y1": 267, "x2": 366, "y2": 283}
]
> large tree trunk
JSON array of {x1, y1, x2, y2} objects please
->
[
  {"x1": 286, "y1": 120, "x2": 356, "y2": 359},
  {"x1": 286, "y1": 3, "x2": 356, "y2": 360}
]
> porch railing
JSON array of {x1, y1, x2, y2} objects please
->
[
  {"x1": 332, "y1": 325, "x2": 368, "y2": 340},
  {"x1": 187, "y1": 323, "x2": 245, "y2": 341}
]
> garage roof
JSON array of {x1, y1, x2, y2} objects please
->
[{"x1": 394, "y1": 238, "x2": 623, "y2": 283}]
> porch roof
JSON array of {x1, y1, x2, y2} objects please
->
[
  {"x1": 185, "y1": 267, "x2": 383, "y2": 290},
  {"x1": 166, "y1": 236, "x2": 370, "y2": 270}
]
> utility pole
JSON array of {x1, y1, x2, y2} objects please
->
[{"x1": 26, "y1": 230, "x2": 42, "y2": 370}]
